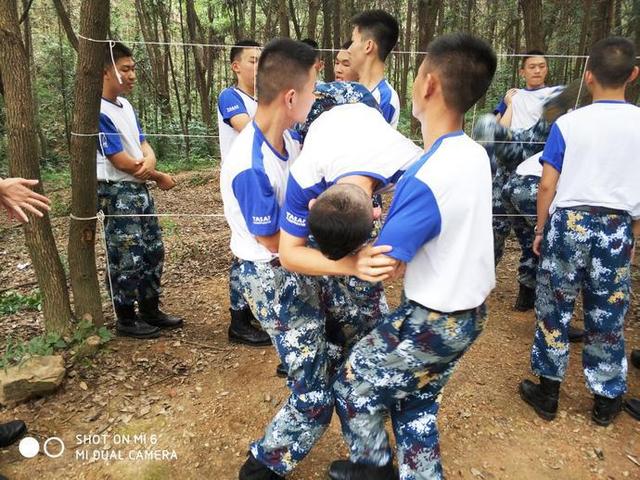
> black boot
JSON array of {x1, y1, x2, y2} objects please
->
[
  {"x1": 624, "y1": 398, "x2": 640, "y2": 421},
  {"x1": 0, "y1": 420, "x2": 27, "y2": 448},
  {"x1": 329, "y1": 460, "x2": 398, "y2": 480},
  {"x1": 239, "y1": 453, "x2": 284, "y2": 480},
  {"x1": 630, "y1": 349, "x2": 640, "y2": 369},
  {"x1": 568, "y1": 325, "x2": 585, "y2": 343},
  {"x1": 514, "y1": 284, "x2": 535, "y2": 311},
  {"x1": 519, "y1": 376, "x2": 560, "y2": 421},
  {"x1": 592, "y1": 394, "x2": 622, "y2": 426},
  {"x1": 275, "y1": 363, "x2": 287, "y2": 378},
  {"x1": 115, "y1": 304, "x2": 161, "y2": 339},
  {"x1": 138, "y1": 297, "x2": 184, "y2": 329},
  {"x1": 228, "y1": 308, "x2": 271, "y2": 347}
]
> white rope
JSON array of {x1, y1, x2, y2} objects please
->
[
  {"x1": 575, "y1": 55, "x2": 589, "y2": 111},
  {"x1": 70, "y1": 212, "x2": 227, "y2": 221},
  {"x1": 109, "y1": 41, "x2": 124, "y2": 85},
  {"x1": 78, "y1": 35, "x2": 640, "y2": 59}
]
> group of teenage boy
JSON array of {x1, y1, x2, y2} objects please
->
[{"x1": 1, "y1": 6, "x2": 639, "y2": 480}]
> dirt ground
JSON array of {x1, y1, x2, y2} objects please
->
[{"x1": 1, "y1": 169, "x2": 639, "y2": 480}]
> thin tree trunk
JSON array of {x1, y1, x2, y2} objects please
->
[
  {"x1": 277, "y1": 0, "x2": 289, "y2": 36},
  {"x1": 573, "y1": 0, "x2": 593, "y2": 79},
  {"x1": 0, "y1": 0, "x2": 73, "y2": 334},
  {"x1": 307, "y1": 0, "x2": 320, "y2": 40},
  {"x1": 67, "y1": 0, "x2": 109, "y2": 326},
  {"x1": 400, "y1": 0, "x2": 414, "y2": 109},
  {"x1": 591, "y1": 0, "x2": 614, "y2": 43},
  {"x1": 57, "y1": 17, "x2": 71, "y2": 152},
  {"x1": 289, "y1": 0, "x2": 301, "y2": 39},
  {"x1": 51, "y1": 0, "x2": 78, "y2": 52},
  {"x1": 321, "y1": 0, "x2": 335, "y2": 80},
  {"x1": 519, "y1": 0, "x2": 545, "y2": 50},
  {"x1": 250, "y1": 0, "x2": 257, "y2": 38}
]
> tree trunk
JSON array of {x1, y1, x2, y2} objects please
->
[
  {"x1": 0, "y1": 0, "x2": 73, "y2": 334},
  {"x1": 289, "y1": 0, "x2": 301, "y2": 39},
  {"x1": 399, "y1": 0, "x2": 414, "y2": 109},
  {"x1": 67, "y1": 0, "x2": 108, "y2": 326},
  {"x1": 277, "y1": 0, "x2": 289, "y2": 36},
  {"x1": 307, "y1": 0, "x2": 320, "y2": 40},
  {"x1": 51, "y1": 0, "x2": 78, "y2": 52},
  {"x1": 627, "y1": 0, "x2": 640, "y2": 103},
  {"x1": 250, "y1": 0, "x2": 257, "y2": 38},
  {"x1": 573, "y1": 0, "x2": 593, "y2": 79},
  {"x1": 590, "y1": 0, "x2": 614, "y2": 44},
  {"x1": 321, "y1": 0, "x2": 335, "y2": 80},
  {"x1": 519, "y1": 0, "x2": 545, "y2": 50}
]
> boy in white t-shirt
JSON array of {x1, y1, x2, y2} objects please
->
[
  {"x1": 348, "y1": 9, "x2": 401, "y2": 129},
  {"x1": 229, "y1": 38, "x2": 318, "y2": 480},
  {"x1": 520, "y1": 36, "x2": 640, "y2": 428},
  {"x1": 328, "y1": 33, "x2": 497, "y2": 480},
  {"x1": 216, "y1": 40, "x2": 269, "y2": 347}
]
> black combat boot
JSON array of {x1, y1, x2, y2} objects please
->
[
  {"x1": 115, "y1": 304, "x2": 161, "y2": 339},
  {"x1": 630, "y1": 349, "x2": 640, "y2": 369},
  {"x1": 275, "y1": 363, "x2": 287, "y2": 378},
  {"x1": 138, "y1": 296, "x2": 184, "y2": 329},
  {"x1": 514, "y1": 284, "x2": 535, "y2": 311},
  {"x1": 568, "y1": 325, "x2": 585, "y2": 343},
  {"x1": 519, "y1": 376, "x2": 561, "y2": 421},
  {"x1": 228, "y1": 308, "x2": 271, "y2": 347},
  {"x1": 592, "y1": 394, "x2": 623, "y2": 426},
  {"x1": 239, "y1": 453, "x2": 284, "y2": 480},
  {"x1": 0, "y1": 420, "x2": 27, "y2": 448},
  {"x1": 329, "y1": 459, "x2": 398, "y2": 480},
  {"x1": 624, "y1": 398, "x2": 640, "y2": 421}
]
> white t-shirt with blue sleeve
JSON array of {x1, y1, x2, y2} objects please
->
[
  {"x1": 540, "y1": 101, "x2": 640, "y2": 219},
  {"x1": 371, "y1": 79, "x2": 400, "y2": 129},
  {"x1": 220, "y1": 122, "x2": 301, "y2": 262},
  {"x1": 280, "y1": 103, "x2": 422, "y2": 238},
  {"x1": 493, "y1": 86, "x2": 564, "y2": 130},
  {"x1": 217, "y1": 87, "x2": 258, "y2": 164},
  {"x1": 96, "y1": 97, "x2": 146, "y2": 183},
  {"x1": 376, "y1": 131, "x2": 495, "y2": 312}
]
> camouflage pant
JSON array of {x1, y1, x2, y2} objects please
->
[
  {"x1": 532, "y1": 208, "x2": 634, "y2": 398},
  {"x1": 240, "y1": 260, "x2": 379, "y2": 475},
  {"x1": 502, "y1": 174, "x2": 539, "y2": 289},
  {"x1": 228, "y1": 257, "x2": 248, "y2": 311},
  {"x1": 97, "y1": 182, "x2": 164, "y2": 307},
  {"x1": 334, "y1": 299, "x2": 487, "y2": 480}
]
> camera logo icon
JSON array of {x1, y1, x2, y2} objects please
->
[{"x1": 18, "y1": 436, "x2": 65, "y2": 459}]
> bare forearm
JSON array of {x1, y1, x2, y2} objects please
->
[
  {"x1": 633, "y1": 220, "x2": 640, "y2": 239},
  {"x1": 498, "y1": 105, "x2": 513, "y2": 127},
  {"x1": 536, "y1": 184, "x2": 554, "y2": 231},
  {"x1": 280, "y1": 245, "x2": 353, "y2": 276}
]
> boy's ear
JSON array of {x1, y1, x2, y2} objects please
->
[
  {"x1": 421, "y1": 72, "x2": 436, "y2": 101},
  {"x1": 364, "y1": 38, "x2": 375, "y2": 56},
  {"x1": 308, "y1": 198, "x2": 317, "y2": 209},
  {"x1": 584, "y1": 70, "x2": 594, "y2": 87},
  {"x1": 628, "y1": 65, "x2": 639, "y2": 83},
  {"x1": 231, "y1": 61, "x2": 241, "y2": 74},
  {"x1": 283, "y1": 88, "x2": 296, "y2": 109}
]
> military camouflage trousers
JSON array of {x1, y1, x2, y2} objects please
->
[
  {"x1": 238, "y1": 260, "x2": 380, "y2": 475},
  {"x1": 334, "y1": 299, "x2": 487, "y2": 480},
  {"x1": 532, "y1": 208, "x2": 634, "y2": 398},
  {"x1": 228, "y1": 257, "x2": 248, "y2": 311},
  {"x1": 502, "y1": 174, "x2": 539, "y2": 289},
  {"x1": 97, "y1": 181, "x2": 164, "y2": 307}
]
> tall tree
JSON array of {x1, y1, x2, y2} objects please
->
[
  {"x1": 321, "y1": 0, "x2": 335, "y2": 80},
  {"x1": 277, "y1": 0, "x2": 289, "y2": 36},
  {"x1": 307, "y1": 0, "x2": 321, "y2": 40},
  {"x1": 67, "y1": 0, "x2": 109, "y2": 326},
  {"x1": 51, "y1": 0, "x2": 78, "y2": 52},
  {"x1": 0, "y1": 0, "x2": 73, "y2": 334},
  {"x1": 519, "y1": 0, "x2": 545, "y2": 51}
]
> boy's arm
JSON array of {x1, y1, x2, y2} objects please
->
[
  {"x1": 140, "y1": 140, "x2": 157, "y2": 171},
  {"x1": 533, "y1": 123, "x2": 565, "y2": 255},
  {"x1": 230, "y1": 114, "x2": 251, "y2": 133},
  {"x1": 633, "y1": 220, "x2": 640, "y2": 239},
  {"x1": 218, "y1": 89, "x2": 251, "y2": 133},
  {"x1": 497, "y1": 88, "x2": 517, "y2": 127},
  {"x1": 279, "y1": 231, "x2": 395, "y2": 281},
  {"x1": 256, "y1": 231, "x2": 280, "y2": 253}
]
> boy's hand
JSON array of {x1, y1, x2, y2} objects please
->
[
  {"x1": 133, "y1": 161, "x2": 151, "y2": 180},
  {"x1": 353, "y1": 244, "x2": 397, "y2": 282},
  {"x1": 156, "y1": 173, "x2": 177, "y2": 191},
  {"x1": 504, "y1": 88, "x2": 518, "y2": 106},
  {"x1": 533, "y1": 234, "x2": 543, "y2": 256},
  {"x1": 0, "y1": 178, "x2": 51, "y2": 224}
]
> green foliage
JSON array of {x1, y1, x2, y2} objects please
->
[
  {"x1": 0, "y1": 290, "x2": 42, "y2": 315},
  {"x1": 0, "y1": 319, "x2": 113, "y2": 370}
]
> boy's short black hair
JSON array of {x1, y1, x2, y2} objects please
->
[
  {"x1": 230, "y1": 39, "x2": 261, "y2": 63},
  {"x1": 520, "y1": 49, "x2": 546, "y2": 68},
  {"x1": 340, "y1": 40, "x2": 353, "y2": 50},
  {"x1": 301, "y1": 38, "x2": 322, "y2": 60},
  {"x1": 104, "y1": 42, "x2": 132, "y2": 67},
  {"x1": 351, "y1": 10, "x2": 399, "y2": 61},
  {"x1": 256, "y1": 38, "x2": 316, "y2": 104},
  {"x1": 308, "y1": 184, "x2": 374, "y2": 261},
  {"x1": 587, "y1": 36, "x2": 636, "y2": 88},
  {"x1": 422, "y1": 33, "x2": 497, "y2": 114}
]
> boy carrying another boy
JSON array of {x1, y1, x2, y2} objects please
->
[
  {"x1": 328, "y1": 33, "x2": 497, "y2": 480},
  {"x1": 520, "y1": 36, "x2": 640, "y2": 427}
]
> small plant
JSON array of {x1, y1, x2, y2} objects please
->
[
  {"x1": 0, "y1": 290, "x2": 42, "y2": 315},
  {"x1": 0, "y1": 319, "x2": 113, "y2": 370}
]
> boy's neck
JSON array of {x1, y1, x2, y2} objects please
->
[
  {"x1": 102, "y1": 86, "x2": 120, "y2": 102},
  {"x1": 590, "y1": 84, "x2": 627, "y2": 103},
  {"x1": 358, "y1": 60, "x2": 386, "y2": 91},
  {"x1": 237, "y1": 78, "x2": 255, "y2": 98},
  {"x1": 420, "y1": 106, "x2": 464, "y2": 151},
  {"x1": 254, "y1": 105, "x2": 290, "y2": 155}
]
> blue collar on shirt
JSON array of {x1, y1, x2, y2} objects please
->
[
  {"x1": 252, "y1": 121, "x2": 289, "y2": 161},
  {"x1": 235, "y1": 86, "x2": 257, "y2": 101},
  {"x1": 593, "y1": 100, "x2": 628, "y2": 104},
  {"x1": 101, "y1": 97, "x2": 123, "y2": 108}
]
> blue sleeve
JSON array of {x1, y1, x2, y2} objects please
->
[
  {"x1": 375, "y1": 176, "x2": 442, "y2": 262},
  {"x1": 232, "y1": 169, "x2": 280, "y2": 236},
  {"x1": 98, "y1": 113, "x2": 123, "y2": 156},
  {"x1": 279, "y1": 175, "x2": 324, "y2": 238},
  {"x1": 540, "y1": 123, "x2": 566, "y2": 172},
  {"x1": 493, "y1": 98, "x2": 507, "y2": 116},
  {"x1": 135, "y1": 114, "x2": 146, "y2": 143},
  {"x1": 380, "y1": 103, "x2": 396, "y2": 125},
  {"x1": 218, "y1": 89, "x2": 248, "y2": 125}
]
